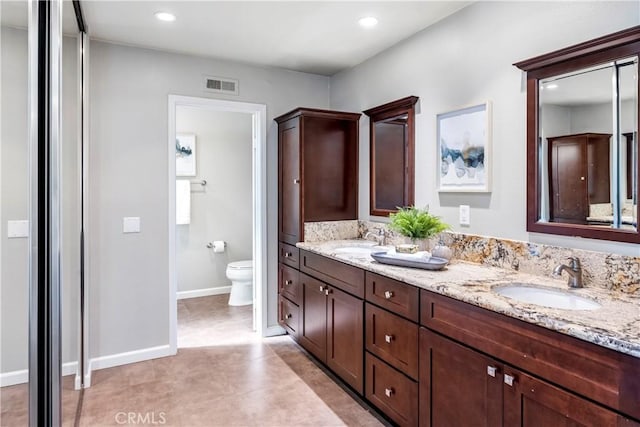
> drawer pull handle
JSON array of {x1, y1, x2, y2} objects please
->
[
  {"x1": 487, "y1": 366, "x2": 497, "y2": 377},
  {"x1": 284, "y1": 252, "x2": 292, "y2": 258},
  {"x1": 285, "y1": 280, "x2": 293, "y2": 286},
  {"x1": 504, "y1": 374, "x2": 515, "y2": 387},
  {"x1": 293, "y1": 179, "x2": 300, "y2": 184},
  {"x1": 284, "y1": 313, "x2": 292, "y2": 319},
  {"x1": 384, "y1": 291, "x2": 394, "y2": 299},
  {"x1": 384, "y1": 334, "x2": 394, "y2": 344},
  {"x1": 384, "y1": 388, "x2": 394, "y2": 398}
]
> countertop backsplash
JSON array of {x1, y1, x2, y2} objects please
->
[{"x1": 305, "y1": 220, "x2": 640, "y2": 296}]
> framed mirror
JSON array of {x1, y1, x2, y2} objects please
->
[
  {"x1": 364, "y1": 96, "x2": 418, "y2": 216},
  {"x1": 515, "y1": 26, "x2": 640, "y2": 243}
]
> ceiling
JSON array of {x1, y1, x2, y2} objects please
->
[{"x1": 1, "y1": 1, "x2": 471, "y2": 76}]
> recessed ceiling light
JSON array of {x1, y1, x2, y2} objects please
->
[
  {"x1": 358, "y1": 16, "x2": 378, "y2": 28},
  {"x1": 155, "y1": 12, "x2": 176, "y2": 22}
]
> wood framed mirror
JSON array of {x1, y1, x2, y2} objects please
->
[
  {"x1": 515, "y1": 26, "x2": 640, "y2": 243},
  {"x1": 364, "y1": 96, "x2": 418, "y2": 217}
]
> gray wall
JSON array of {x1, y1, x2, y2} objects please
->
[
  {"x1": 1, "y1": 27, "x2": 80, "y2": 376},
  {"x1": 88, "y1": 40, "x2": 329, "y2": 359},
  {"x1": 329, "y1": 1, "x2": 640, "y2": 256},
  {"x1": 175, "y1": 108, "x2": 253, "y2": 293}
]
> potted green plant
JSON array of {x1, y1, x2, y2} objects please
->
[{"x1": 389, "y1": 206, "x2": 450, "y2": 252}]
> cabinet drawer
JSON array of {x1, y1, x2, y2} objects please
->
[
  {"x1": 278, "y1": 295, "x2": 299, "y2": 340},
  {"x1": 420, "y1": 290, "x2": 640, "y2": 420},
  {"x1": 365, "y1": 303, "x2": 418, "y2": 379},
  {"x1": 278, "y1": 263, "x2": 300, "y2": 304},
  {"x1": 365, "y1": 353, "x2": 418, "y2": 427},
  {"x1": 300, "y1": 250, "x2": 364, "y2": 298},
  {"x1": 365, "y1": 272, "x2": 419, "y2": 322},
  {"x1": 279, "y1": 242, "x2": 299, "y2": 269}
]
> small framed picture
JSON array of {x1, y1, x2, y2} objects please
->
[
  {"x1": 176, "y1": 134, "x2": 196, "y2": 177},
  {"x1": 437, "y1": 101, "x2": 492, "y2": 192}
]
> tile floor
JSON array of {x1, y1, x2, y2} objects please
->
[{"x1": 1, "y1": 295, "x2": 384, "y2": 426}]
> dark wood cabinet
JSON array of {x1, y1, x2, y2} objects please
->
[
  {"x1": 278, "y1": 248, "x2": 640, "y2": 426},
  {"x1": 419, "y1": 328, "x2": 502, "y2": 427},
  {"x1": 276, "y1": 108, "x2": 360, "y2": 244},
  {"x1": 327, "y1": 286, "x2": 364, "y2": 393},
  {"x1": 299, "y1": 273, "x2": 327, "y2": 361},
  {"x1": 298, "y1": 270, "x2": 364, "y2": 394},
  {"x1": 366, "y1": 353, "x2": 418, "y2": 427},
  {"x1": 547, "y1": 133, "x2": 611, "y2": 223},
  {"x1": 503, "y1": 367, "x2": 638, "y2": 427}
]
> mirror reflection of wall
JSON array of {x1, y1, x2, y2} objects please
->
[{"x1": 538, "y1": 58, "x2": 637, "y2": 230}]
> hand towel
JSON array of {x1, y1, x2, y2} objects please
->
[{"x1": 176, "y1": 179, "x2": 191, "y2": 225}]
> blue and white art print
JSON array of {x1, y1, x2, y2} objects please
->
[
  {"x1": 437, "y1": 102, "x2": 491, "y2": 192},
  {"x1": 176, "y1": 134, "x2": 196, "y2": 176}
]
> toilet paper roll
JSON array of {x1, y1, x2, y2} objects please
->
[{"x1": 212, "y1": 241, "x2": 226, "y2": 253}]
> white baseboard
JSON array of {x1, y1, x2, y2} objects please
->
[
  {"x1": 177, "y1": 286, "x2": 231, "y2": 300},
  {"x1": 1, "y1": 361, "x2": 78, "y2": 387},
  {"x1": 88, "y1": 344, "x2": 174, "y2": 375},
  {"x1": 265, "y1": 325, "x2": 286, "y2": 337}
]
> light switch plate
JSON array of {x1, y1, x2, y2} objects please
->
[
  {"x1": 123, "y1": 217, "x2": 141, "y2": 233},
  {"x1": 8, "y1": 220, "x2": 29, "y2": 238},
  {"x1": 459, "y1": 205, "x2": 470, "y2": 226}
]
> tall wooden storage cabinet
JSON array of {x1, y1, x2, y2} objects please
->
[
  {"x1": 275, "y1": 108, "x2": 360, "y2": 245},
  {"x1": 275, "y1": 107, "x2": 360, "y2": 345}
]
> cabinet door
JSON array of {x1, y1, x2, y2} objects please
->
[
  {"x1": 326, "y1": 286, "x2": 364, "y2": 394},
  {"x1": 503, "y1": 368, "x2": 636, "y2": 427},
  {"x1": 549, "y1": 137, "x2": 588, "y2": 222},
  {"x1": 419, "y1": 328, "x2": 502, "y2": 427},
  {"x1": 298, "y1": 273, "x2": 327, "y2": 362},
  {"x1": 279, "y1": 118, "x2": 301, "y2": 244}
]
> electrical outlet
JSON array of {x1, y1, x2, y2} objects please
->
[{"x1": 459, "y1": 205, "x2": 470, "y2": 226}]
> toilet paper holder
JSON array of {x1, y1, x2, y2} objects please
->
[{"x1": 206, "y1": 241, "x2": 227, "y2": 249}]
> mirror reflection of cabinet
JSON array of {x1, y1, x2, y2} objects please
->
[
  {"x1": 515, "y1": 26, "x2": 640, "y2": 243},
  {"x1": 364, "y1": 96, "x2": 418, "y2": 217},
  {"x1": 547, "y1": 133, "x2": 610, "y2": 223}
]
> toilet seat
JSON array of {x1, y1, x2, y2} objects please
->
[{"x1": 228, "y1": 260, "x2": 253, "y2": 270}]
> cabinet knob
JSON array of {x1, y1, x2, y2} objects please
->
[
  {"x1": 319, "y1": 285, "x2": 326, "y2": 292},
  {"x1": 293, "y1": 179, "x2": 300, "y2": 184},
  {"x1": 384, "y1": 291, "x2": 394, "y2": 299},
  {"x1": 487, "y1": 366, "x2": 497, "y2": 378},
  {"x1": 284, "y1": 252, "x2": 292, "y2": 258},
  {"x1": 384, "y1": 388, "x2": 394, "y2": 398},
  {"x1": 384, "y1": 334, "x2": 394, "y2": 344},
  {"x1": 504, "y1": 374, "x2": 515, "y2": 387},
  {"x1": 325, "y1": 288, "x2": 332, "y2": 296},
  {"x1": 285, "y1": 313, "x2": 292, "y2": 319},
  {"x1": 285, "y1": 280, "x2": 293, "y2": 286}
]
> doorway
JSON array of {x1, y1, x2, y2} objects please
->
[{"x1": 167, "y1": 95, "x2": 267, "y2": 353}]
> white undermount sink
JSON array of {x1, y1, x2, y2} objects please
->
[
  {"x1": 333, "y1": 246, "x2": 376, "y2": 254},
  {"x1": 494, "y1": 284, "x2": 601, "y2": 311}
]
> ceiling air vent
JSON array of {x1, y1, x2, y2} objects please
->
[{"x1": 203, "y1": 75, "x2": 239, "y2": 95}]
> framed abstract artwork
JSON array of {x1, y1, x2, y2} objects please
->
[
  {"x1": 176, "y1": 133, "x2": 196, "y2": 177},
  {"x1": 437, "y1": 102, "x2": 492, "y2": 192}
]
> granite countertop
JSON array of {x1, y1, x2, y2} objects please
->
[{"x1": 297, "y1": 239, "x2": 640, "y2": 359}]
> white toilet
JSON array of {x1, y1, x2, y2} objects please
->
[{"x1": 226, "y1": 260, "x2": 253, "y2": 306}]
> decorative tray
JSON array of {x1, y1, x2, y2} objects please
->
[{"x1": 370, "y1": 252, "x2": 449, "y2": 271}]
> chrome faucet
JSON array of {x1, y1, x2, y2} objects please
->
[
  {"x1": 364, "y1": 228, "x2": 386, "y2": 246},
  {"x1": 553, "y1": 257, "x2": 584, "y2": 288}
]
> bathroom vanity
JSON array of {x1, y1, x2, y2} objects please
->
[{"x1": 279, "y1": 240, "x2": 640, "y2": 427}]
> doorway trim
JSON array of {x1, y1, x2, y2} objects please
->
[{"x1": 167, "y1": 95, "x2": 267, "y2": 352}]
